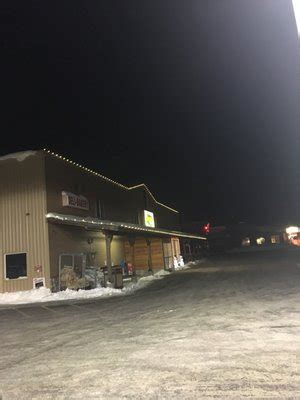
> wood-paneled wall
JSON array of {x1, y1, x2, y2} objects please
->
[{"x1": 124, "y1": 237, "x2": 164, "y2": 271}]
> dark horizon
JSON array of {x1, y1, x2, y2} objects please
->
[{"x1": 2, "y1": 0, "x2": 299, "y2": 225}]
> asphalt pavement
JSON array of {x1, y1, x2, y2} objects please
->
[{"x1": 0, "y1": 248, "x2": 299, "y2": 399}]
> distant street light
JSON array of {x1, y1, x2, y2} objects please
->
[{"x1": 292, "y1": 0, "x2": 300, "y2": 37}]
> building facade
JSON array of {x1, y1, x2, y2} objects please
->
[{"x1": 0, "y1": 150, "x2": 205, "y2": 293}]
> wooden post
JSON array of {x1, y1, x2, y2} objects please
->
[
  {"x1": 128, "y1": 236, "x2": 136, "y2": 268},
  {"x1": 145, "y1": 237, "x2": 153, "y2": 273},
  {"x1": 104, "y1": 232, "x2": 113, "y2": 281},
  {"x1": 183, "y1": 240, "x2": 188, "y2": 258}
]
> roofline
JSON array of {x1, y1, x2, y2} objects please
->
[
  {"x1": 42, "y1": 148, "x2": 179, "y2": 214},
  {"x1": 46, "y1": 213, "x2": 206, "y2": 240},
  {"x1": 128, "y1": 184, "x2": 178, "y2": 213}
]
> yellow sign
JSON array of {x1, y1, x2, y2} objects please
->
[{"x1": 144, "y1": 210, "x2": 155, "y2": 228}]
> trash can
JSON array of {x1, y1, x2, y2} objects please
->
[
  {"x1": 100, "y1": 266, "x2": 108, "y2": 288},
  {"x1": 111, "y1": 266, "x2": 123, "y2": 289}
]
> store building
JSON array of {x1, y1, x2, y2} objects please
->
[{"x1": 0, "y1": 150, "x2": 206, "y2": 293}]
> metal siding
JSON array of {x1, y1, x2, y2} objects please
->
[{"x1": 0, "y1": 152, "x2": 50, "y2": 292}]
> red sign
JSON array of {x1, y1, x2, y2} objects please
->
[
  {"x1": 34, "y1": 265, "x2": 43, "y2": 273},
  {"x1": 62, "y1": 191, "x2": 89, "y2": 210}
]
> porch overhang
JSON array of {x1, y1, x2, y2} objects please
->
[{"x1": 46, "y1": 212, "x2": 207, "y2": 241}]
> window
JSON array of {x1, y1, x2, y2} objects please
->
[
  {"x1": 5, "y1": 253, "x2": 27, "y2": 279},
  {"x1": 72, "y1": 183, "x2": 84, "y2": 193},
  {"x1": 271, "y1": 235, "x2": 280, "y2": 244},
  {"x1": 242, "y1": 237, "x2": 251, "y2": 246},
  {"x1": 96, "y1": 199, "x2": 104, "y2": 219},
  {"x1": 256, "y1": 237, "x2": 265, "y2": 246}
]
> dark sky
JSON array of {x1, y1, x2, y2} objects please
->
[{"x1": 1, "y1": 1, "x2": 299, "y2": 224}]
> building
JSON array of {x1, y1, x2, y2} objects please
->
[
  {"x1": 230, "y1": 223, "x2": 290, "y2": 249},
  {"x1": 0, "y1": 150, "x2": 206, "y2": 293},
  {"x1": 181, "y1": 220, "x2": 294, "y2": 253}
]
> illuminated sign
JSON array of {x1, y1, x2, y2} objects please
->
[
  {"x1": 62, "y1": 191, "x2": 89, "y2": 210},
  {"x1": 144, "y1": 210, "x2": 155, "y2": 227}
]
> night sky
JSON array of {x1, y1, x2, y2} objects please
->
[{"x1": 2, "y1": 1, "x2": 299, "y2": 224}]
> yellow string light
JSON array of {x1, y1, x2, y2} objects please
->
[
  {"x1": 46, "y1": 213, "x2": 206, "y2": 240},
  {"x1": 42, "y1": 148, "x2": 179, "y2": 213}
]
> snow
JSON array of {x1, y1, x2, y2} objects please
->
[
  {"x1": 0, "y1": 262, "x2": 202, "y2": 306},
  {"x1": 0, "y1": 268, "x2": 173, "y2": 305},
  {"x1": 0, "y1": 251, "x2": 299, "y2": 399},
  {"x1": 0, "y1": 150, "x2": 37, "y2": 162},
  {"x1": 0, "y1": 286, "x2": 121, "y2": 305}
]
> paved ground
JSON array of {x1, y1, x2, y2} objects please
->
[{"x1": 0, "y1": 248, "x2": 300, "y2": 399}]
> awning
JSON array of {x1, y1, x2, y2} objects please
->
[{"x1": 46, "y1": 212, "x2": 207, "y2": 241}]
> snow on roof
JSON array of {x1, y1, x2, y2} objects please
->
[{"x1": 0, "y1": 150, "x2": 37, "y2": 163}]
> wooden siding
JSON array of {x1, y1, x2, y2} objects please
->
[
  {"x1": 0, "y1": 152, "x2": 51, "y2": 292},
  {"x1": 124, "y1": 237, "x2": 164, "y2": 271},
  {"x1": 171, "y1": 237, "x2": 181, "y2": 258}
]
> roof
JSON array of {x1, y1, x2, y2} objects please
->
[
  {"x1": 46, "y1": 213, "x2": 207, "y2": 241},
  {"x1": 0, "y1": 150, "x2": 37, "y2": 163},
  {"x1": 42, "y1": 149, "x2": 179, "y2": 213},
  {"x1": 0, "y1": 149, "x2": 179, "y2": 213}
]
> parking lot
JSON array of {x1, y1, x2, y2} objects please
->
[{"x1": 0, "y1": 248, "x2": 299, "y2": 399}]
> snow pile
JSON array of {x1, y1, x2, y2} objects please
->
[
  {"x1": 182, "y1": 259, "x2": 205, "y2": 269},
  {"x1": 0, "y1": 286, "x2": 123, "y2": 305},
  {"x1": 0, "y1": 150, "x2": 36, "y2": 162},
  {"x1": 124, "y1": 269, "x2": 170, "y2": 294},
  {"x1": 172, "y1": 256, "x2": 203, "y2": 271},
  {"x1": 176, "y1": 258, "x2": 201, "y2": 270},
  {"x1": 0, "y1": 269, "x2": 172, "y2": 306}
]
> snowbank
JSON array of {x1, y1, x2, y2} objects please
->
[
  {"x1": 0, "y1": 150, "x2": 36, "y2": 162},
  {"x1": 0, "y1": 269, "x2": 172, "y2": 306},
  {"x1": 0, "y1": 262, "x2": 202, "y2": 306},
  {"x1": 0, "y1": 286, "x2": 123, "y2": 305}
]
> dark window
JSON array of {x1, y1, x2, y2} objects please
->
[
  {"x1": 6, "y1": 253, "x2": 27, "y2": 279},
  {"x1": 96, "y1": 200, "x2": 104, "y2": 219},
  {"x1": 72, "y1": 183, "x2": 84, "y2": 193},
  {"x1": 143, "y1": 191, "x2": 149, "y2": 209},
  {"x1": 137, "y1": 210, "x2": 143, "y2": 225},
  {"x1": 134, "y1": 212, "x2": 139, "y2": 225}
]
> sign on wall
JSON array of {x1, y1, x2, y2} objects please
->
[
  {"x1": 144, "y1": 210, "x2": 155, "y2": 228},
  {"x1": 62, "y1": 191, "x2": 89, "y2": 210},
  {"x1": 33, "y1": 277, "x2": 45, "y2": 289}
]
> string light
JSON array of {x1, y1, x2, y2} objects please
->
[
  {"x1": 46, "y1": 213, "x2": 207, "y2": 240},
  {"x1": 128, "y1": 184, "x2": 178, "y2": 213},
  {"x1": 42, "y1": 148, "x2": 179, "y2": 213}
]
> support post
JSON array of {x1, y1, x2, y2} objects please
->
[
  {"x1": 104, "y1": 232, "x2": 113, "y2": 281},
  {"x1": 145, "y1": 237, "x2": 153, "y2": 274},
  {"x1": 128, "y1": 236, "x2": 136, "y2": 279},
  {"x1": 128, "y1": 236, "x2": 136, "y2": 268}
]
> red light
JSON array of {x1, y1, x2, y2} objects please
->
[{"x1": 203, "y1": 223, "x2": 210, "y2": 234}]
